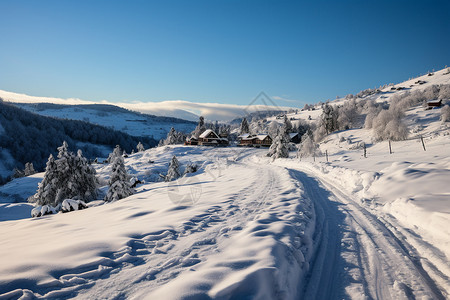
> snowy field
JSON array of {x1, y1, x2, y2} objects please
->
[{"x1": 1, "y1": 139, "x2": 449, "y2": 299}]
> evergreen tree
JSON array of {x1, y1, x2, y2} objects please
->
[
  {"x1": 71, "y1": 150, "x2": 98, "y2": 201},
  {"x1": 192, "y1": 116, "x2": 206, "y2": 138},
  {"x1": 219, "y1": 124, "x2": 230, "y2": 136},
  {"x1": 321, "y1": 103, "x2": 338, "y2": 135},
  {"x1": 268, "y1": 121, "x2": 279, "y2": 139},
  {"x1": 136, "y1": 142, "x2": 145, "y2": 152},
  {"x1": 159, "y1": 128, "x2": 186, "y2": 146},
  {"x1": 166, "y1": 155, "x2": 181, "y2": 182},
  {"x1": 106, "y1": 145, "x2": 122, "y2": 163},
  {"x1": 283, "y1": 115, "x2": 293, "y2": 133},
  {"x1": 267, "y1": 127, "x2": 289, "y2": 160},
  {"x1": 105, "y1": 154, "x2": 134, "y2": 201},
  {"x1": 239, "y1": 118, "x2": 250, "y2": 135},
  {"x1": 297, "y1": 132, "x2": 316, "y2": 159},
  {"x1": 12, "y1": 168, "x2": 25, "y2": 178},
  {"x1": 29, "y1": 154, "x2": 59, "y2": 206},
  {"x1": 29, "y1": 142, "x2": 98, "y2": 206},
  {"x1": 54, "y1": 141, "x2": 73, "y2": 203},
  {"x1": 167, "y1": 127, "x2": 177, "y2": 145},
  {"x1": 214, "y1": 120, "x2": 219, "y2": 133},
  {"x1": 24, "y1": 162, "x2": 36, "y2": 176}
]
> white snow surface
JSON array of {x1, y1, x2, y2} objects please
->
[
  {"x1": 1, "y1": 68, "x2": 449, "y2": 299},
  {"x1": 1, "y1": 140, "x2": 449, "y2": 299},
  {"x1": 0, "y1": 147, "x2": 317, "y2": 299}
]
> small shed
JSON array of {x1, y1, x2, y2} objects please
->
[
  {"x1": 427, "y1": 99, "x2": 442, "y2": 108},
  {"x1": 184, "y1": 136, "x2": 198, "y2": 145},
  {"x1": 289, "y1": 132, "x2": 301, "y2": 144}
]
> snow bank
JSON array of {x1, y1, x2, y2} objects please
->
[{"x1": 288, "y1": 157, "x2": 450, "y2": 259}]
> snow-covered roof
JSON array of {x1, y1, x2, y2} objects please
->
[
  {"x1": 199, "y1": 129, "x2": 219, "y2": 139},
  {"x1": 238, "y1": 134, "x2": 251, "y2": 139},
  {"x1": 427, "y1": 99, "x2": 442, "y2": 104},
  {"x1": 256, "y1": 134, "x2": 269, "y2": 141},
  {"x1": 289, "y1": 132, "x2": 299, "y2": 138}
]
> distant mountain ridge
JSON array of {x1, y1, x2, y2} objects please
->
[
  {"x1": 12, "y1": 102, "x2": 197, "y2": 141},
  {"x1": 0, "y1": 100, "x2": 157, "y2": 184}
]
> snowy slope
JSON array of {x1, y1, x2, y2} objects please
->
[
  {"x1": 10, "y1": 103, "x2": 196, "y2": 141},
  {"x1": 0, "y1": 146, "x2": 317, "y2": 299},
  {"x1": 266, "y1": 67, "x2": 450, "y2": 129},
  {"x1": 0, "y1": 90, "x2": 200, "y2": 122},
  {"x1": 1, "y1": 142, "x2": 448, "y2": 299}
]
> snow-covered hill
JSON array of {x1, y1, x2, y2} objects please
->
[
  {"x1": 10, "y1": 102, "x2": 196, "y2": 141},
  {"x1": 267, "y1": 67, "x2": 450, "y2": 130}
]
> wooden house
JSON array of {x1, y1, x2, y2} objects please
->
[
  {"x1": 238, "y1": 134, "x2": 272, "y2": 147},
  {"x1": 198, "y1": 129, "x2": 229, "y2": 146},
  {"x1": 254, "y1": 134, "x2": 272, "y2": 147}
]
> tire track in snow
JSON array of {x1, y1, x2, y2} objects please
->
[{"x1": 291, "y1": 167, "x2": 445, "y2": 299}]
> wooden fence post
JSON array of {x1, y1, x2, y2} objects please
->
[
  {"x1": 363, "y1": 143, "x2": 367, "y2": 158},
  {"x1": 325, "y1": 150, "x2": 328, "y2": 162},
  {"x1": 389, "y1": 140, "x2": 392, "y2": 154},
  {"x1": 420, "y1": 136, "x2": 426, "y2": 151}
]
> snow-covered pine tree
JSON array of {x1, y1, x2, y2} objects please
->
[
  {"x1": 107, "y1": 145, "x2": 122, "y2": 163},
  {"x1": 192, "y1": 116, "x2": 206, "y2": 139},
  {"x1": 12, "y1": 168, "x2": 25, "y2": 178},
  {"x1": 214, "y1": 120, "x2": 219, "y2": 133},
  {"x1": 24, "y1": 162, "x2": 36, "y2": 176},
  {"x1": 167, "y1": 127, "x2": 177, "y2": 145},
  {"x1": 30, "y1": 142, "x2": 98, "y2": 206},
  {"x1": 441, "y1": 105, "x2": 450, "y2": 122},
  {"x1": 219, "y1": 124, "x2": 230, "y2": 136},
  {"x1": 267, "y1": 127, "x2": 289, "y2": 160},
  {"x1": 159, "y1": 127, "x2": 186, "y2": 146},
  {"x1": 268, "y1": 121, "x2": 279, "y2": 139},
  {"x1": 239, "y1": 118, "x2": 250, "y2": 135},
  {"x1": 337, "y1": 99, "x2": 358, "y2": 130},
  {"x1": 136, "y1": 142, "x2": 145, "y2": 152},
  {"x1": 297, "y1": 132, "x2": 316, "y2": 159},
  {"x1": 184, "y1": 161, "x2": 198, "y2": 175},
  {"x1": 54, "y1": 141, "x2": 73, "y2": 203},
  {"x1": 166, "y1": 155, "x2": 181, "y2": 182},
  {"x1": 71, "y1": 149, "x2": 98, "y2": 201},
  {"x1": 283, "y1": 115, "x2": 293, "y2": 133},
  {"x1": 105, "y1": 153, "x2": 134, "y2": 202},
  {"x1": 29, "y1": 154, "x2": 59, "y2": 206},
  {"x1": 321, "y1": 103, "x2": 338, "y2": 135}
]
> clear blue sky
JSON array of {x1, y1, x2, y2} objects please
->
[{"x1": 1, "y1": 0, "x2": 449, "y2": 107}]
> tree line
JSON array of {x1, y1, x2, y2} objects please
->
[{"x1": 0, "y1": 100, "x2": 157, "y2": 183}]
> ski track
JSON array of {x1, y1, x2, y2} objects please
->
[{"x1": 290, "y1": 166, "x2": 447, "y2": 300}]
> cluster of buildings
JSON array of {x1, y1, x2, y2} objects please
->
[{"x1": 185, "y1": 129, "x2": 301, "y2": 147}]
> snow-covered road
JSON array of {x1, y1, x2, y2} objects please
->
[
  {"x1": 286, "y1": 165, "x2": 448, "y2": 299},
  {"x1": 1, "y1": 146, "x2": 448, "y2": 299}
]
